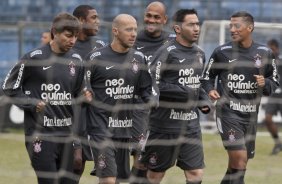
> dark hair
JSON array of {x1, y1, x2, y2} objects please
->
[
  {"x1": 231, "y1": 11, "x2": 254, "y2": 26},
  {"x1": 173, "y1": 9, "x2": 198, "y2": 24},
  {"x1": 268, "y1": 39, "x2": 279, "y2": 48},
  {"x1": 73, "y1": 5, "x2": 95, "y2": 19},
  {"x1": 51, "y1": 12, "x2": 80, "y2": 39}
]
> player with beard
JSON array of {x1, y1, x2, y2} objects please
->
[
  {"x1": 2, "y1": 13, "x2": 91, "y2": 184},
  {"x1": 130, "y1": 2, "x2": 173, "y2": 183},
  {"x1": 201, "y1": 11, "x2": 279, "y2": 184},
  {"x1": 85, "y1": 14, "x2": 153, "y2": 184},
  {"x1": 71, "y1": 5, "x2": 106, "y2": 182},
  {"x1": 142, "y1": 9, "x2": 210, "y2": 184}
]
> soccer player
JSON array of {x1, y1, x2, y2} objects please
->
[
  {"x1": 40, "y1": 31, "x2": 51, "y2": 45},
  {"x1": 85, "y1": 14, "x2": 153, "y2": 184},
  {"x1": 2, "y1": 13, "x2": 90, "y2": 184},
  {"x1": 201, "y1": 11, "x2": 279, "y2": 183},
  {"x1": 142, "y1": 9, "x2": 210, "y2": 184},
  {"x1": 130, "y1": 1, "x2": 173, "y2": 183},
  {"x1": 264, "y1": 38, "x2": 282, "y2": 155},
  {"x1": 71, "y1": 4, "x2": 106, "y2": 181}
]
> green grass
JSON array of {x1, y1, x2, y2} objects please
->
[{"x1": 0, "y1": 132, "x2": 281, "y2": 184}]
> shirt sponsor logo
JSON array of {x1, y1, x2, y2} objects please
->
[
  {"x1": 167, "y1": 45, "x2": 176, "y2": 52},
  {"x1": 108, "y1": 117, "x2": 133, "y2": 127},
  {"x1": 90, "y1": 51, "x2": 101, "y2": 60},
  {"x1": 155, "y1": 61, "x2": 162, "y2": 84},
  {"x1": 169, "y1": 109, "x2": 198, "y2": 121},
  {"x1": 179, "y1": 59, "x2": 185, "y2": 63},
  {"x1": 106, "y1": 65, "x2": 114, "y2": 70},
  {"x1": 43, "y1": 66, "x2": 52, "y2": 70},
  {"x1": 229, "y1": 101, "x2": 256, "y2": 112},
  {"x1": 43, "y1": 116, "x2": 72, "y2": 126},
  {"x1": 105, "y1": 78, "x2": 134, "y2": 99},
  {"x1": 41, "y1": 83, "x2": 72, "y2": 105},
  {"x1": 221, "y1": 45, "x2": 232, "y2": 50},
  {"x1": 13, "y1": 64, "x2": 25, "y2": 89},
  {"x1": 178, "y1": 68, "x2": 201, "y2": 88},
  {"x1": 72, "y1": 53, "x2": 82, "y2": 61},
  {"x1": 30, "y1": 50, "x2": 42, "y2": 57},
  {"x1": 227, "y1": 74, "x2": 258, "y2": 94},
  {"x1": 228, "y1": 59, "x2": 237, "y2": 63}
]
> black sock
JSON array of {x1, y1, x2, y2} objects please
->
[
  {"x1": 186, "y1": 180, "x2": 202, "y2": 184},
  {"x1": 229, "y1": 168, "x2": 246, "y2": 184},
  {"x1": 220, "y1": 169, "x2": 231, "y2": 184},
  {"x1": 130, "y1": 166, "x2": 149, "y2": 184}
]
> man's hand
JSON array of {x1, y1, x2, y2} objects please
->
[
  {"x1": 36, "y1": 101, "x2": 46, "y2": 113},
  {"x1": 208, "y1": 90, "x2": 220, "y2": 101},
  {"x1": 254, "y1": 75, "x2": 265, "y2": 87},
  {"x1": 73, "y1": 148, "x2": 83, "y2": 174},
  {"x1": 199, "y1": 106, "x2": 210, "y2": 114},
  {"x1": 83, "y1": 89, "x2": 93, "y2": 102}
]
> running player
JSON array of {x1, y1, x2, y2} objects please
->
[
  {"x1": 201, "y1": 11, "x2": 279, "y2": 183},
  {"x1": 264, "y1": 38, "x2": 282, "y2": 155},
  {"x1": 85, "y1": 14, "x2": 153, "y2": 184},
  {"x1": 2, "y1": 13, "x2": 90, "y2": 184},
  {"x1": 130, "y1": 1, "x2": 173, "y2": 183},
  {"x1": 71, "y1": 4, "x2": 106, "y2": 181},
  {"x1": 142, "y1": 9, "x2": 210, "y2": 184}
]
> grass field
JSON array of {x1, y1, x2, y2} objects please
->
[{"x1": 0, "y1": 131, "x2": 281, "y2": 184}]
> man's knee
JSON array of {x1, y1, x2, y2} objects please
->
[
  {"x1": 147, "y1": 170, "x2": 165, "y2": 184},
  {"x1": 185, "y1": 169, "x2": 203, "y2": 184}
]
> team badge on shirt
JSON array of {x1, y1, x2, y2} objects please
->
[
  {"x1": 149, "y1": 153, "x2": 158, "y2": 166},
  {"x1": 69, "y1": 61, "x2": 76, "y2": 76},
  {"x1": 228, "y1": 129, "x2": 236, "y2": 142},
  {"x1": 197, "y1": 52, "x2": 204, "y2": 65},
  {"x1": 33, "y1": 137, "x2": 42, "y2": 153},
  {"x1": 131, "y1": 58, "x2": 139, "y2": 73},
  {"x1": 97, "y1": 154, "x2": 107, "y2": 169},
  {"x1": 254, "y1": 54, "x2": 262, "y2": 68}
]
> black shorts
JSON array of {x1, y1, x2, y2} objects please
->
[
  {"x1": 265, "y1": 97, "x2": 282, "y2": 115},
  {"x1": 216, "y1": 117, "x2": 257, "y2": 159},
  {"x1": 141, "y1": 130, "x2": 205, "y2": 172},
  {"x1": 25, "y1": 135, "x2": 75, "y2": 184},
  {"x1": 81, "y1": 135, "x2": 94, "y2": 161},
  {"x1": 130, "y1": 109, "x2": 149, "y2": 156},
  {"x1": 89, "y1": 135, "x2": 130, "y2": 180}
]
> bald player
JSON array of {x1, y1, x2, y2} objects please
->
[
  {"x1": 131, "y1": 2, "x2": 174, "y2": 183},
  {"x1": 85, "y1": 14, "x2": 153, "y2": 184}
]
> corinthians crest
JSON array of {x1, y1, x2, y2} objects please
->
[
  {"x1": 33, "y1": 137, "x2": 42, "y2": 153},
  {"x1": 253, "y1": 54, "x2": 262, "y2": 68},
  {"x1": 228, "y1": 129, "x2": 236, "y2": 142},
  {"x1": 69, "y1": 61, "x2": 76, "y2": 76},
  {"x1": 131, "y1": 58, "x2": 139, "y2": 73},
  {"x1": 98, "y1": 154, "x2": 107, "y2": 169}
]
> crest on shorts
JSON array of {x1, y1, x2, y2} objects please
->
[
  {"x1": 149, "y1": 152, "x2": 158, "y2": 166},
  {"x1": 138, "y1": 133, "x2": 146, "y2": 150},
  {"x1": 228, "y1": 129, "x2": 236, "y2": 142},
  {"x1": 98, "y1": 154, "x2": 106, "y2": 169},
  {"x1": 33, "y1": 137, "x2": 42, "y2": 153},
  {"x1": 131, "y1": 58, "x2": 139, "y2": 73},
  {"x1": 69, "y1": 61, "x2": 76, "y2": 76},
  {"x1": 254, "y1": 54, "x2": 262, "y2": 68}
]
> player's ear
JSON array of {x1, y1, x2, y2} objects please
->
[
  {"x1": 247, "y1": 24, "x2": 254, "y2": 32},
  {"x1": 163, "y1": 15, "x2": 168, "y2": 24},
  {"x1": 173, "y1": 24, "x2": 181, "y2": 34},
  {"x1": 112, "y1": 27, "x2": 118, "y2": 36}
]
